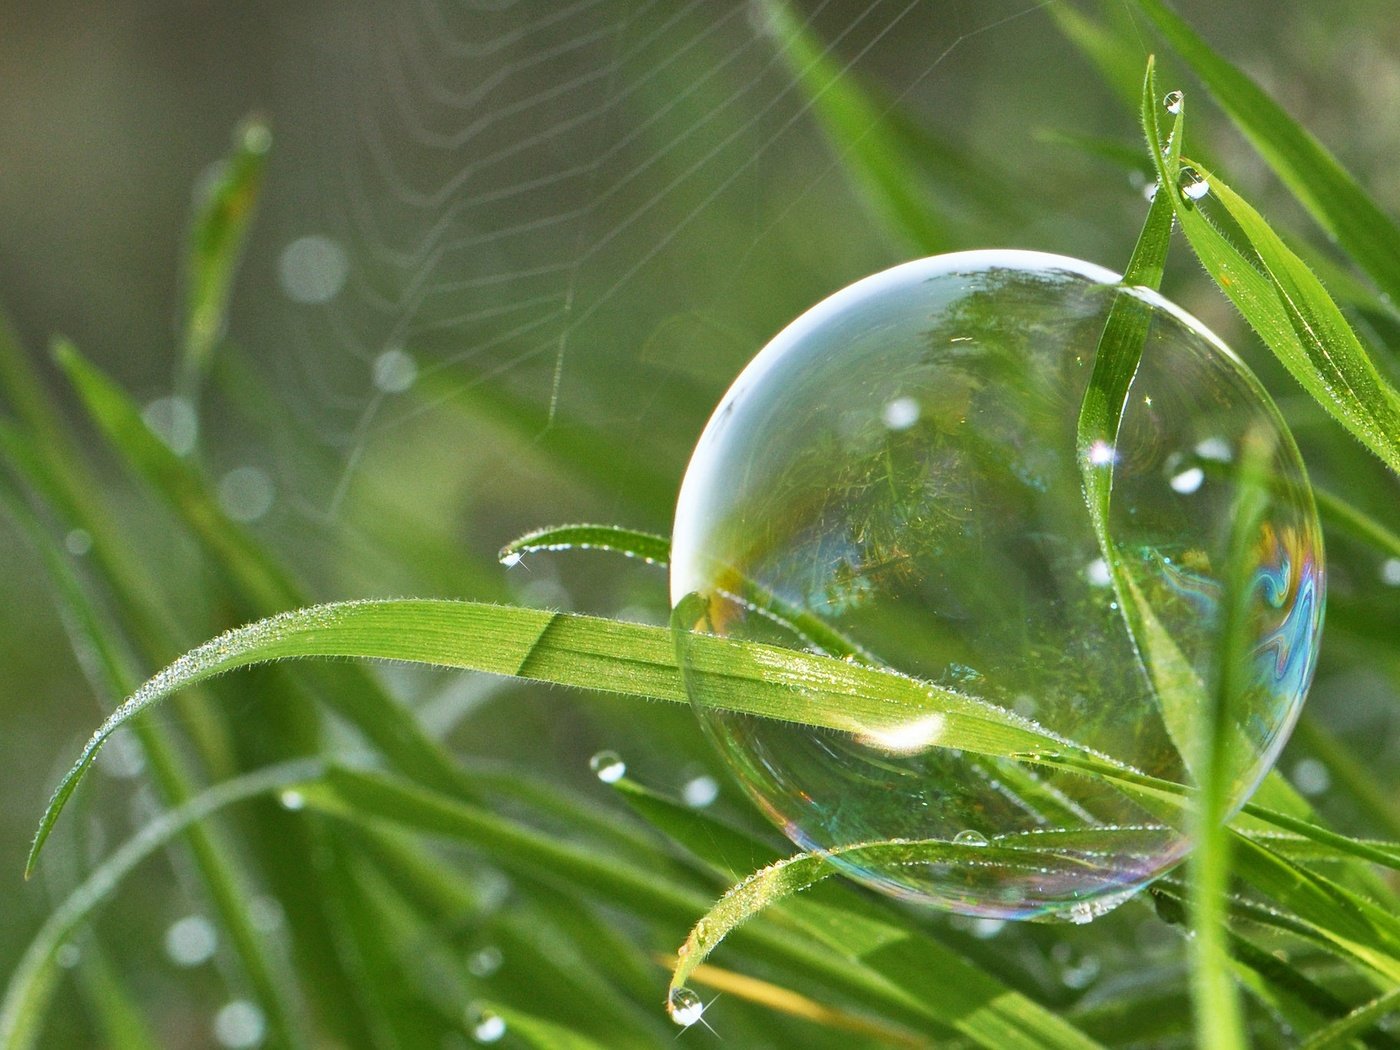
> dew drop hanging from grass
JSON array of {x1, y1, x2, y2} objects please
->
[{"x1": 670, "y1": 250, "x2": 1323, "y2": 920}]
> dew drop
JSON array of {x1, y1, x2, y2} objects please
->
[
  {"x1": 218, "y1": 466, "x2": 275, "y2": 523},
  {"x1": 1291, "y1": 757, "x2": 1331, "y2": 796},
  {"x1": 467, "y1": 945, "x2": 504, "y2": 978},
  {"x1": 1381, "y1": 557, "x2": 1400, "y2": 587},
  {"x1": 589, "y1": 750, "x2": 626, "y2": 784},
  {"x1": 55, "y1": 943, "x2": 81, "y2": 969},
  {"x1": 953, "y1": 829, "x2": 988, "y2": 847},
  {"x1": 278, "y1": 789, "x2": 306, "y2": 811},
  {"x1": 372, "y1": 348, "x2": 418, "y2": 394},
  {"x1": 142, "y1": 395, "x2": 198, "y2": 456},
  {"x1": 667, "y1": 987, "x2": 705, "y2": 1027},
  {"x1": 247, "y1": 895, "x2": 284, "y2": 933},
  {"x1": 1163, "y1": 90, "x2": 1184, "y2": 115},
  {"x1": 1178, "y1": 167, "x2": 1211, "y2": 202},
  {"x1": 1087, "y1": 440, "x2": 1117, "y2": 467},
  {"x1": 213, "y1": 1000, "x2": 265, "y2": 1049},
  {"x1": 1142, "y1": 180, "x2": 1160, "y2": 203},
  {"x1": 881, "y1": 396, "x2": 921, "y2": 431},
  {"x1": 278, "y1": 235, "x2": 348, "y2": 304},
  {"x1": 65, "y1": 529, "x2": 93, "y2": 556},
  {"x1": 1085, "y1": 558, "x2": 1112, "y2": 588},
  {"x1": 682, "y1": 774, "x2": 720, "y2": 809},
  {"x1": 469, "y1": 1008, "x2": 507, "y2": 1044},
  {"x1": 165, "y1": 914, "x2": 218, "y2": 967}
]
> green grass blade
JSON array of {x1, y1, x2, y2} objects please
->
[
  {"x1": 51, "y1": 339, "x2": 471, "y2": 798},
  {"x1": 1130, "y1": 0, "x2": 1400, "y2": 310},
  {"x1": 1190, "y1": 421, "x2": 1273, "y2": 1049},
  {"x1": 758, "y1": 0, "x2": 945, "y2": 253},
  {"x1": 0, "y1": 760, "x2": 322, "y2": 1050},
  {"x1": 72, "y1": 949, "x2": 163, "y2": 1050},
  {"x1": 1078, "y1": 65, "x2": 1198, "y2": 767},
  {"x1": 308, "y1": 768, "x2": 1104, "y2": 1050},
  {"x1": 29, "y1": 598, "x2": 1094, "y2": 873},
  {"x1": 0, "y1": 468, "x2": 309, "y2": 1048},
  {"x1": 1139, "y1": 101, "x2": 1400, "y2": 475},
  {"x1": 180, "y1": 118, "x2": 269, "y2": 401},
  {"x1": 499, "y1": 523, "x2": 670, "y2": 566},
  {"x1": 609, "y1": 777, "x2": 1103, "y2": 1050},
  {"x1": 1298, "y1": 986, "x2": 1400, "y2": 1050}
]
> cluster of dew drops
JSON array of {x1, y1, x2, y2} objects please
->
[{"x1": 1140, "y1": 89, "x2": 1210, "y2": 205}]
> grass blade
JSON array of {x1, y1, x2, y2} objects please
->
[
  {"x1": 180, "y1": 118, "x2": 269, "y2": 401},
  {"x1": 29, "y1": 597, "x2": 1099, "y2": 873},
  {"x1": 1130, "y1": 0, "x2": 1400, "y2": 311},
  {"x1": 0, "y1": 760, "x2": 322, "y2": 1050},
  {"x1": 499, "y1": 523, "x2": 670, "y2": 566},
  {"x1": 1138, "y1": 97, "x2": 1400, "y2": 475},
  {"x1": 1298, "y1": 986, "x2": 1400, "y2": 1050}
]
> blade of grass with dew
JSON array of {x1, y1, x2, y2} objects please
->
[
  {"x1": 1078, "y1": 74, "x2": 1203, "y2": 769},
  {"x1": 499, "y1": 524, "x2": 670, "y2": 566},
  {"x1": 304, "y1": 768, "x2": 1106, "y2": 1049},
  {"x1": 30, "y1": 598, "x2": 1102, "y2": 873},
  {"x1": 0, "y1": 467, "x2": 309, "y2": 1047},
  {"x1": 179, "y1": 118, "x2": 269, "y2": 401},
  {"x1": 1130, "y1": 0, "x2": 1400, "y2": 311},
  {"x1": 1139, "y1": 99, "x2": 1400, "y2": 476},
  {"x1": 511, "y1": 527, "x2": 1086, "y2": 823},
  {"x1": 349, "y1": 818, "x2": 671, "y2": 1047},
  {"x1": 0, "y1": 760, "x2": 323, "y2": 1050},
  {"x1": 609, "y1": 777, "x2": 1100, "y2": 1049},
  {"x1": 51, "y1": 339, "x2": 472, "y2": 798},
  {"x1": 0, "y1": 362, "x2": 381, "y2": 1047},
  {"x1": 1299, "y1": 986, "x2": 1400, "y2": 1050}
]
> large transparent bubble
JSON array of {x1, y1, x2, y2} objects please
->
[{"x1": 670, "y1": 250, "x2": 1323, "y2": 920}]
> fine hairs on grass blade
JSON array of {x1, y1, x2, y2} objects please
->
[
  {"x1": 499, "y1": 523, "x2": 671, "y2": 566},
  {"x1": 27, "y1": 598, "x2": 1104, "y2": 875}
]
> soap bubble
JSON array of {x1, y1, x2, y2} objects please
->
[{"x1": 670, "y1": 251, "x2": 1323, "y2": 920}]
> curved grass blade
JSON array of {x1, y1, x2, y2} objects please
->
[
  {"x1": 499, "y1": 524, "x2": 670, "y2": 566},
  {"x1": 30, "y1": 598, "x2": 1099, "y2": 874},
  {"x1": 0, "y1": 467, "x2": 308, "y2": 1048},
  {"x1": 1130, "y1": 0, "x2": 1400, "y2": 311},
  {"x1": 311, "y1": 769, "x2": 1104, "y2": 1050},
  {"x1": 0, "y1": 759, "x2": 322, "y2": 1050}
]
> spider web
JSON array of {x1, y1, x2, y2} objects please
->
[{"x1": 255, "y1": 0, "x2": 1064, "y2": 530}]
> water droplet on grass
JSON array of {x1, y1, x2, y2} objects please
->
[
  {"x1": 953, "y1": 829, "x2": 988, "y2": 847},
  {"x1": 1163, "y1": 90, "x2": 1184, "y2": 114},
  {"x1": 589, "y1": 750, "x2": 626, "y2": 784},
  {"x1": 668, "y1": 987, "x2": 705, "y2": 1027},
  {"x1": 279, "y1": 235, "x2": 348, "y2": 304},
  {"x1": 469, "y1": 1008, "x2": 506, "y2": 1044},
  {"x1": 1179, "y1": 167, "x2": 1210, "y2": 202}
]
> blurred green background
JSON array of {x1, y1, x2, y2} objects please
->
[{"x1": 3, "y1": 1, "x2": 1398, "y2": 1045}]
